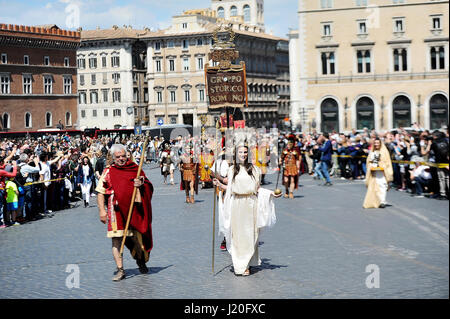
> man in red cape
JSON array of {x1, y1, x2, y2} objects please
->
[{"x1": 96, "y1": 144, "x2": 153, "y2": 281}]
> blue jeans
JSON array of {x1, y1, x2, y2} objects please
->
[
  {"x1": 321, "y1": 160, "x2": 332, "y2": 183},
  {"x1": 415, "y1": 176, "x2": 430, "y2": 195},
  {"x1": 314, "y1": 162, "x2": 324, "y2": 180}
]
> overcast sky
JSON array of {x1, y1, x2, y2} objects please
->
[{"x1": 0, "y1": 0, "x2": 298, "y2": 38}]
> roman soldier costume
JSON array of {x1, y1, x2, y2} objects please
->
[
  {"x1": 281, "y1": 135, "x2": 300, "y2": 198},
  {"x1": 180, "y1": 150, "x2": 199, "y2": 204}
]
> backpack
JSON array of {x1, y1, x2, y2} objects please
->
[{"x1": 434, "y1": 140, "x2": 449, "y2": 162}]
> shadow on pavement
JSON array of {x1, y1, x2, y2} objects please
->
[
  {"x1": 125, "y1": 264, "x2": 173, "y2": 278},
  {"x1": 251, "y1": 258, "x2": 288, "y2": 274}
]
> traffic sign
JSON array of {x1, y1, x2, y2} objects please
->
[{"x1": 157, "y1": 118, "x2": 164, "y2": 126}]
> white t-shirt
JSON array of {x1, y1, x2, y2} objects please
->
[
  {"x1": 39, "y1": 162, "x2": 51, "y2": 187},
  {"x1": 413, "y1": 165, "x2": 432, "y2": 180}
]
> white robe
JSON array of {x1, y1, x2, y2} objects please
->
[{"x1": 220, "y1": 165, "x2": 276, "y2": 274}]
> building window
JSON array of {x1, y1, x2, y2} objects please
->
[
  {"x1": 197, "y1": 38, "x2": 203, "y2": 46},
  {"x1": 102, "y1": 89, "x2": 109, "y2": 102},
  {"x1": 90, "y1": 91, "x2": 98, "y2": 104},
  {"x1": 170, "y1": 117, "x2": 177, "y2": 124},
  {"x1": 92, "y1": 109, "x2": 97, "y2": 117},
  {"x1": 323, "y1": 23, "x2": 332, "y2": 36},
  {"x1": 102, "y1": 72, "x2": 107, "y2": 84},
  {"x1": 77, "y1": 58, "x2": 85, "y2": 69},
  {"x1": 184, "y1": 90, "x2": 190, "y2": 102},
  {"x1": 44, "y1": 76, "x2": 52, "y2": 94},
  {"x1": 182, "y1": 23, "x2": 188, "y2": 29},
  {"x1": 357, "y1": 50, "x2": 371, "y2": 73},
  {"x1": 183, "y1": 58, "x2": 189, "y2": 71},
  {"x1": 393, "y1": 0, "x2": 405, "y2": 3},
  {"x1": 79, "y1": 74, "x2": 85, "y2": 86},
  {"x1": 392, "y1": 95, "x2": 411, "y2": 128},
  {"x1": 230, "y1": 5, "x2": 238, "y2": 16},
  {"x1": 243, "y1": 5, "x2": 251, "y2": 22},
  {"x1": 91, "y1": 74, "x2": 96, "y2": 85},
  {"x1": 111, "y1": 56, "x2": 120, "y2": 67},
  {"x1": 320, "y1": 98, "x2": 339, "y2": 132},
  {"x1": 217, "y1": 7, "x2": 225, "y2": 18},
  {"x1": 81, "y1": 110, "x2": 86, "y2": 118},
  {"x1": 356, "y1": 0, "x2": 368, "y2": 6},
  {"x1": 320, "y1": 0, "x2": 333, "y2": 8},
  {"x1": 79, "y1": 92, "x2": 86, "y2": 104},
  {"x1": 112, "y1": 73, "x2": 120, "y2": 84},
  {"x1": 25, "y1": 112, "x2": 32, "y2": 128},
  {"x1": 321, "y1": 52, "x2": 336, "y2": 75},
  {"x1": 144, "y1": 88, "x2": 148, "y2": 103},
  {"x1": 64, "y1": 57, "x2": 70, "y2": 67},
  {"x1": 113, "y1": 90, "x2": 121, "y2": 102},
  {"x1": 197, "y1": 57, "x2": 204, "y2": 70},
  {"x1": 155, "y1": 42, "x2": 161, "y2": 51},
  {"x1": 199, "y1": 89, "x2": 205, "y2": 102},
  {"x1": 1, "y1": 54, "x2": 7, "y2": 64},
  {"x1": 104, "y1": 109, "x2": 109, "y2": 117},
  {"x1": 167, "y1": 40, "x2": 174, "y2": 48},
  {"x1": 169, "y1": 59, "x2": 175, "y2": 72},
  {"x1": 429, "y1": 94, "x2": 449, "y2": 130},
  {"x1": 113, "y1": 109, "x2": 121, "y2": 117},
  {"x1": 102, "y1": 56, "x2": 107, "y2": 68},
  {"x1": 89, "y1": 57, "x2": 97, "y2": 69},
  {"x1": 430, "y1": 46, "x2": 445, "y2": 70},
  {"x1": 44, "y1": 56, "x2": 50, "y2": 66},
  {"x1": 65, "y1": 112, "x2": 72, "y2": 126},
  {"x1": 393, "y1": 18, "x2": 404, "y2": 33},
  {"x1": 170, "y1": 91, "x2": 176, "y2": 103},
  {"x1": 23, "y1": 75, "x2": 32, "y2": 94},
  {"x1": 356, "y1": 97, "x2": 375, "y2": 130},
  {"x1": 64, "y1": 76, "x2": 72, "y2": 94},
  {"x1": 393, "y1": 48, "x2": 408, "y2": 71},
  {"x1": 24, "y1": 55, "x2": 29, "y2": 65},
  {"x1": 157, "y1": 91, "x2": 163, "y2": 103},
  {"x1": 45, "y1": 112, "x2": 52, "y2": 127},
  {"x1": 182, "y1": 40, "x2": 189, "y2": 50},
  {"x1": 358, "y1": 21, "x2": 367, "y2": 34},
  {"x1": 432, "y1": 16, "x2": 442, "y2": 30},
  {"x1": 156, "y1": 60, "x2": 161, "y2": 72}
]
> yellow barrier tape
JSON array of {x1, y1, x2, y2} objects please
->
[{"x1": 0, "y1": 178, "x2": 66, "y2": 190}]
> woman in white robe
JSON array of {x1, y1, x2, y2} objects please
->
[{"x1": 214, "y1": 144, "x2": 280, "y2": 276}]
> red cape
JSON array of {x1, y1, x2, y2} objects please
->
[{"x1": 109, "y1": 161, "x2": 153, "y2": 252}]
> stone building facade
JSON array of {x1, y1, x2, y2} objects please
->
[
  {"x1": 289, "y1": 0, "x2": 449, "y2": 133},
  {"x1": 0, "y1": 24, "x2": 80, "y2": 132}
]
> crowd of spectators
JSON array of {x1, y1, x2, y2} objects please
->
[
  {"x1": 280, "y1": 125, "x2": 449, "y2": 200},
  {"x1": 1, "y1": 125, "x2": 448, "y2": 228}
]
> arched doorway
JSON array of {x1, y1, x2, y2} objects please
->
[
  {"x1": 430, "y1": 94, "x2": 449, "y2": 129},
  {"x1": 321, "y1": 98, "x2": 339, "y2": 133},
  {"x1": 356, "y1": 97, "x2": 375, "y2": 130},
  {"x1": 392, "y1": 95, "x2": 411, "y2": 128}
]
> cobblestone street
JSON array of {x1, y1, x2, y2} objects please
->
[{"x1": 0, "y1": 165, "x2": 448, "y2": 299}]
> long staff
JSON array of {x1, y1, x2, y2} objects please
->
[
  {"x1": 119, "y1": 136, "x2": 150, "y2": 258},
  {"x1": 212, "y1": 120, "x2": 220, "y2": 274}
]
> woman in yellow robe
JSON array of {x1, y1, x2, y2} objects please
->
[{"x1": 363, "y1": 138, "x2": 393, "y2": 209}]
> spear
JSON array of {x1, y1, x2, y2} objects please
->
[{"x1": 119, "y1": 136, "x2": 150, "y2": 258}]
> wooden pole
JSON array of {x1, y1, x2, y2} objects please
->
[
  {"x1": 212, "y1": 120, "x2": 220, "y2": 274},
  {"x1": 119, "y1": 136, "x2": 149, "y2": 258}
]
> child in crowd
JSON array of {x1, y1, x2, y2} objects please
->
[{"x1": 5, "y1": 176, "x2": 20, "y2": 226}]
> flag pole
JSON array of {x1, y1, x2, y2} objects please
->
[
  {"x1": 212, "y1": 119, "x2": 221, "y2": 274},
  {"x1": 119, "y1": 136, "x2": 149, "y2": 258}
]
